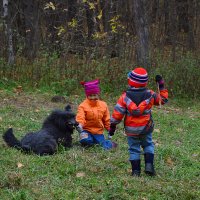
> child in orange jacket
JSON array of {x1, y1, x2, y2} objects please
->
[
  {"x1": 76, "y1": 79, "x2": 117, "y2": 150},
  {"x1": 109, "y1": 67, "x2": 168, "y2": 176}
]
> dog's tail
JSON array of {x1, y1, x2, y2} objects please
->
[{"x1": 3, "y1": 128, "x2": 22, "y2": 150}]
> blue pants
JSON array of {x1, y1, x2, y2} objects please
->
[
  {"x1": 80, "y1": 131, "x2": 113, "y2": 150},
  {"x1": 127, "y1": 132, "x2": 154, "y2": 160}
]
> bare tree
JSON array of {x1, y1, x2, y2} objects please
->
[
  {"x1": 3, "y1": 0, "x2": 14, "y2": 64},
  {"x1": 187, "y1": 0, "x2": 195, "y2": 50},
  {"x1": 133, "y1": 0, "x2": 150, "y2": 68},
  {"x1": 85, "y1": 1, "x2": 97, "y2": 40},
  {"x1": 0, "y1": 0, "x2": 200, "y2": 63},
  {"x1": 169, "y1": 0, "x2": 177, "y2": 61},
  {"x1": 22, "y1": 0, "x2": 40, "y2": 60}
]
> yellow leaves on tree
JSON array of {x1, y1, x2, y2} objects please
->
[
  {"x1": 88, "y1": 2, "x2": 95, "y2": 10},
  {"x1": 68, "y1": 18, "x2": 78, "y2": 28},
  {"x1": 44, "y1": 2, "x2": 56, "y2": 10},
  {"x1": 109, "y1": 15, "x2": 125, "y2": 33},
  {"x1": 92, "y1": 32, "x2": 107, "y2": 40},
  {"x1": 56, "y1": 26, "x2": 66, "y2": 36},
  {"x1": 83, "y1": 0, "x2": 96, "y2": 10},
  {"x1": 97, "y1": 10, "x2": 103, "y2": 20}
]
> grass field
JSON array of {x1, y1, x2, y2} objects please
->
[{"x1": 0, "y1": 89, "x2": 199, "y2": 200}]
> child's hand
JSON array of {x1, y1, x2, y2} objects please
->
[
  {"x1": 155, "y1": 75, "x2": 162, "y2": 82},
  {"x1": 108, "y1": 130, "x2": 115, "y2": 136},
  {"x1": 75, "y1": 123, "x2": 83, "y2": 133},
  {"x1": 108, "y1": 124, "x2": 116, "y2": 136},
  {"x1": 155, "y1": 75, "x2": 164, "y2": 89}
]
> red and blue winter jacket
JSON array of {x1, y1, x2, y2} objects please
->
[{"x1": 111, "y1": 87, "x2": 168, "y2": 136}]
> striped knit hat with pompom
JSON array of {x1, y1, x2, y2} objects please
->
[{"x1": 128, "y1": 67, "x2": 148, "y2": 88}]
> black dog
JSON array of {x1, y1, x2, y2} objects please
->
[{"x1": 3, "y1": 105, "x2": 77, "y2": 155}]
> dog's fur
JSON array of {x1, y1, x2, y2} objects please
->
[{"x1": 3, "y1": 105, "x2": 77, "y2": 155}]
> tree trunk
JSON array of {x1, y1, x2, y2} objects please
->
[
  {"x1": 169, "y1": 0, "x2": 177, "y2": 61},
  {"x1": 164, "y1": 0, "x2": 170, "y2": 44},
  {"x1": 133, "y1": 0, "x2": 150, "y2": 68},
  {"x1": 23, "y1": 0, "x2": 40, "y2": 60},
  {"x1": 3, "y1": 0, "x2": 14, "y2": 65},
  {"x1": 101, "y1": 0, "x2": 111, "y2": 33},
  {"x1": 85, "y1": 2, "x2": 97, "y2": 39},
  {"x1": 187, "y1": 0, "x2": 195, "y2": 50},
  {"x1": 176, "y1": 0, "x2": 189, "y2": 33},
  {"x1": 67, "y1": 0, "x2": 84, "y2": 54}
]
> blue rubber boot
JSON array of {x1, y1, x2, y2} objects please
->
[
  {"x1": 144, "y1": 153, "x2": 156, "y2": 176},
  {"x1": 130, "y1": 160, "x2": 141, "y2": 177}
]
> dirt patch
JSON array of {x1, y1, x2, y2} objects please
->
[{"x1": 0, "y1": 90, "x2": 77, "y2": 111}]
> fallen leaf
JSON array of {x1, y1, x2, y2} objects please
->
[
  {"x1": 17, "y1": 162, "x2": 24, "y2": 168},
  {"x1": 76, "y1": 172, "x2": 85, "y2": 178},
  {"x1": 154, "y1": 129, "x2": 160, "y2": 133},
  {"x1": 176, "y1": 128, "x2": 183, "y2": 132},
  {"x1": 141, "y1": 198, "x2": 148, "y2": 200},
  {"x1": 123, "y1": 180, "x2": 129, "y2": 187},
  {"x1": 165, "y1": 107, "x2": 181, "y2": 112},
  {"x1": 166, "y1": 157, "x2": 174, "y2": 166},
  {"x1": 175, "y1": 140, "x2": 182, "y2": 146},
  {"x1": 95, "y1": 188, "x2": 102, "y2": 193},
  {"x1": 192, "y1": 154, "x2": 198, "y2": 157},
  {"x1": 90, "y1": 167, "x2": 102, "y2": 173},
  {"x1": 189, "y1": 116, "x2": 195, "y2": 120},
  {"x1": 13, "y1": 85, "x2": 23, "y2": 95},
  {"x1": 106, "y1": 180, "x2": 111, "y2": 185},
  {"x1": 0, "y1": 117, "x2": 2, "y2": 121},
  {"x1": 153, "y1": 139, "x2": 161, "y2": 147},
  {"x1": 164, "y1": 110, "x2": 170, "y2": 113}
]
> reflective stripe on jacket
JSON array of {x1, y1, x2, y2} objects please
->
[
  {"x1": 111, "y1": 87, "x2": 168, "y2": 136},
  {"x1": 76, "y1": 98, "x2": 110, "y2": 134}
]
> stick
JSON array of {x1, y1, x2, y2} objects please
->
[{"x1": 157, "y1": 83, "x2": 162, "y2": 109}]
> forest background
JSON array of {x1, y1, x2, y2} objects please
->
[
  {"x1": 0, "y1": 1, "x2": 200, "y2": 199},
  {"x1": 0, "y1": 0, "x2": 200, "y2": 98}
]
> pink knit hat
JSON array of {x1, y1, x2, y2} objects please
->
[{"x1": 81, "y1": 79, "x2": 100, "y2": 96}]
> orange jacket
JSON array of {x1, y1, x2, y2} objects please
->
[
  {"x1": 111, "y1": 87, "x2": 168, "y2": 136},
  {"x1": 76, "y1": 99, "x2": 110, "y2": 134}
]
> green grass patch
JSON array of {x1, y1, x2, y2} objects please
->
[{"x1": 0, "y1": 89, "x2": 199, "y2": 199}]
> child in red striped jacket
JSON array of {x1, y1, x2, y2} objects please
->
[{"x1": 109, "y1": 67, "x2": 168, "y2": 176}]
